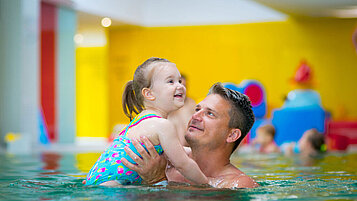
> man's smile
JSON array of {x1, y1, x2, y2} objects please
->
[{"x1": 188, "y1": 121, "x2": 203, "y2": 131}]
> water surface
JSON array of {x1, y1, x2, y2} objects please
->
[{"x1": 0, "y1": 151, "x2": 356, "y2": 200}]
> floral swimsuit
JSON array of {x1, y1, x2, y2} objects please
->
[{"x1": 85, "y1": 114, "x2": 164, "y2": 185}]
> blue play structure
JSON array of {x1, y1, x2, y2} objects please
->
[
  {"x1": 272, "y1": 106, "x2": 326, "y2": 145},
  {"x1": 224, "y1": 81, "x2": 326, "y2": 145},
  {"x1": 272, "y1": 89, "x2": 326, "y2": 145},
  {"x1": 39, "y1": 108, "x2": 50, "y2": 144},
  {"x1": 224, "y1": 80, "x2": 267, "y2": 142}
]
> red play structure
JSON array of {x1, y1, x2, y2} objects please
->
[{"x1": 326, "y1": 121, "x2": 357, "y2": 151}]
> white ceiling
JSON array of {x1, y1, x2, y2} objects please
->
[
  {"x1": 253, "y1": 0, "x2": 357, "y2": 18},
  {"x1": 72, "y1": 0, "x2": 287, "y2": 27},
  {"x1": 62, "y1": 0, "x2": 357, "y2": 28}
]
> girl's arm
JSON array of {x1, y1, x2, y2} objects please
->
[{"x1": 157, "y1": 120, "x2": 208, "y2": 185}]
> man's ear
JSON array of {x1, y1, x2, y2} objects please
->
[
  {"x1": 142, "y1": 88, "x2": 156, "y2": 101},
  {"x1": 227, "y1": 128, "x2": 241, "y2": 143}
]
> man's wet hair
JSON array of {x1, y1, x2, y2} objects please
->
[{"x1": 208, "y1": 82, "x2": 255, "y2": 153}]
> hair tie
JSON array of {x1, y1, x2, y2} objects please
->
[{"x1": 320, "y1": 144, "x2": 327, "y2": 152}]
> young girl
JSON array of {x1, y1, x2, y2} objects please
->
[
  {"x1": 252, "y1": 124, "x2": 280, "y2": 154},
  {"x1": 85, "y1": 57, "x2": 208, "y2": 186}
]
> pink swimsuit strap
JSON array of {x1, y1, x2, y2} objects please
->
[{"x1": 118, "y1": 114, "x2": 162, "y2": 136}]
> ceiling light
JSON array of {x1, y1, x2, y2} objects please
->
[
  {"x1": 74, "y1": 34, "x2": 83, "y2": 44},
  {"x1": 101, "y1": 17, "x2": 112, "y2": 27},
  {"x1": 330, "y1": 7, "x2": 357, "y2": 18}
]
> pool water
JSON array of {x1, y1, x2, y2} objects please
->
[{"x1": 0, "y1": 151, "x2": 356, "y2": 200}]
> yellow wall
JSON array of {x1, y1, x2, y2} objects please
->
[
  {"x1": 107, "y1": 17, "x2": 357, "y2": 128},
  {"x1": 76, "y1": 47, "x2": 109, "y2": 138}
]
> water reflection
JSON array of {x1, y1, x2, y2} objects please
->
[
  {"x1": 0, "y1": 152, "x2": 356, "y2": 200},
  {"x1": 40, "y1": 152, "x2": 61, "y2": 171},
  {"x1": 81, "y1": 184, "x2": 253, "y2": 201}
]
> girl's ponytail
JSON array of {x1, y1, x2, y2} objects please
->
[
  {"x1": 122, "y1": 80, "x2": 144, "y2": 120},
  {"x1": 123, "y1": 57, "x2": 171, "y2": 120}
]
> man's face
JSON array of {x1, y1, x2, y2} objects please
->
[{"x1": 185, "y1": 94, "x2": 231, "y2": 150}]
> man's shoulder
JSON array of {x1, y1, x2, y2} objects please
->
[
  {"x1": 226, "y1": 174, "x2": 259, "y2": 188},
  {"x1": 215, "y1": 165, "x2": 259, "y2": 189}
]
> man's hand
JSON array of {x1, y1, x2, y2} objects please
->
[{"x1": 121, "y1": 136, "x2": 167, "y2": 184}]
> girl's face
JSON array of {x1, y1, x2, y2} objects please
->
[
  {"x1": 256, "y1": 131, "x2": 271, "y2": 145},
  {"x1": 148, "y1": 62, "x2": 186, "y2": 113}
]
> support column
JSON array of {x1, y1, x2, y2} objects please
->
[
  {"x1": 40, "y1": 2, "x2": 57, "y2": 142},
  {"x1": 0, "y1": 0, "x2": 40, "y2": 152},
  {"x1": 57, "y1": 6, "x2": 77, "y2": 144}
]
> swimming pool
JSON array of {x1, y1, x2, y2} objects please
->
[{"x1": 0, "y1": 151, "x2": 356, "y2": 200}]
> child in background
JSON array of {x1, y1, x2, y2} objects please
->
[
  {"x1": 281, "y1": 128, "x2": 326, "y2": 157},
  {"x1": 252, "y1": 124, "x2": 280, "y2": 154},
  {"x1": 85, "y1": 57, "x2": 209, "y2": 186}
]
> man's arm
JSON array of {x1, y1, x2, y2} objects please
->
[{"x1": 121, "y1": 136, "x2": 167, "y2": 184}]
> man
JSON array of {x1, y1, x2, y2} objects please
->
[{"x1": 121, "y1": 82, "x2": 258, "y2": 188}]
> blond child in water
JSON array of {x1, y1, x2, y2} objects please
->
[
  {"x1": 85, "y1": 57, "x2": 209, "y2": 186},
  {"x1": 252, "y1": 124, "x2": 280, "y2": 154}
]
